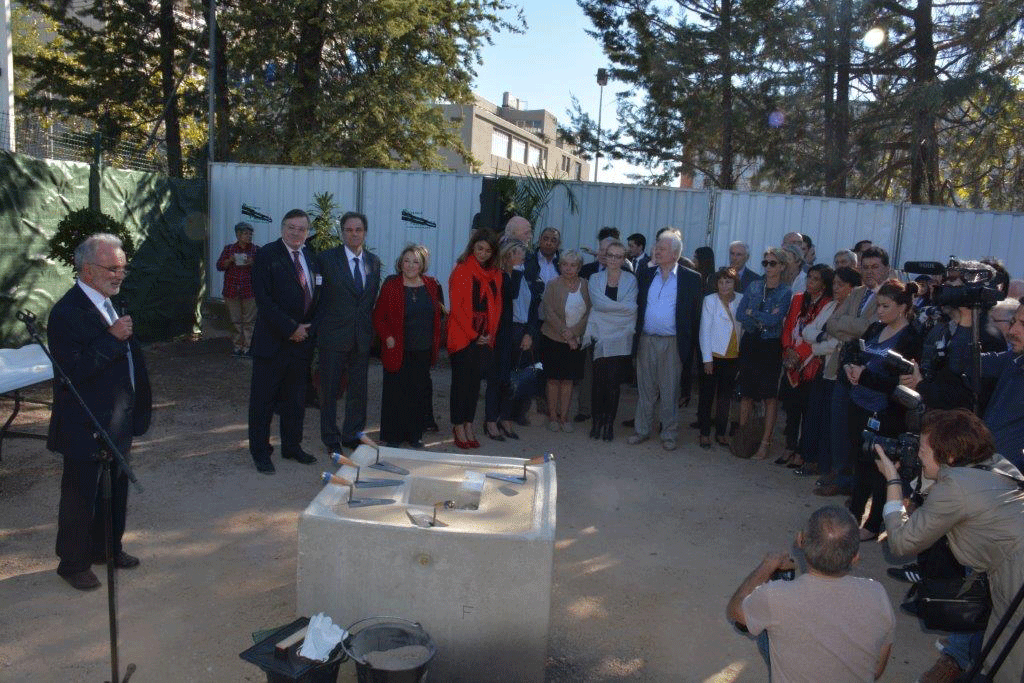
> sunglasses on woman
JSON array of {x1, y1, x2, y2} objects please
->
[{"x1": 761, "y1": 260, "x2": 780, "y2": 267}]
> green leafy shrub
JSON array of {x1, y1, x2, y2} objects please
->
[{"x1": 48, "y1": 208, "x2": 135, "y2": 269}]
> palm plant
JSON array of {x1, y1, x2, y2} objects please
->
[
  {"x1": 497, "y1": 168, "x2": 579, "y2": 226},
  {"x1": 308, "y1": 191, "x2": 342, "y2": 253}
]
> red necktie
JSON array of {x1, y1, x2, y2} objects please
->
[{"x1": 292, "y1": 250, "x2": 311, "y2": 313}]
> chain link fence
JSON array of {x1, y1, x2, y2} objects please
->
[{"x1": 1, "y1": 111, "x2": 166, "y2": 173}]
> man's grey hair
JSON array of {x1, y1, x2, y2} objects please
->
[
  {"x1": 803, "y1": 506, "x2": 860, "y2": 576},
  {"x1": 658, "y1": 230, "x2": 683, "y2": 256},
  {"x1": 74, "y1": 233, "x2": 123, "y2": 270},
  {"x1": 782, "y1": 243, "x2": 803, "y2": 263},
  {"x1": 783, "y1": 231, "x2": 803, "y2": 243},
  {"x1": 834, "y1": 249, "x2": 858, "y2": 267},
  {"x1": 729, "y1": 240, "x2": 749, "y2": 254}
]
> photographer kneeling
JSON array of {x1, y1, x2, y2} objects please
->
[
  {"x1": 876, "y1": 409, "x2": 1024, "y2": 683},
  {"x1": 727, "y1": 506, "x2": 895, "y2": 682}
]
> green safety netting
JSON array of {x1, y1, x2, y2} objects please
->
[{"x1": 1, "y1": 150, "x2": 206, "y2": 345}]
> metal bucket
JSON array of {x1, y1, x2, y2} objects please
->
[{"x1": 343, "y1": 616, "x2": 436, "y2": 683}]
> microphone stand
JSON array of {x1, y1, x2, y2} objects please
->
[{"x1": 16, "y1": 309, "x2": 141, "y2": 683}]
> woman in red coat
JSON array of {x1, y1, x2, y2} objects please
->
[
  {"x1": 447, "y1": 228, "x2": 502, "y2": 449},
  {"x1": 372, "y1": 244, "x2": 443, "y2": 448}
]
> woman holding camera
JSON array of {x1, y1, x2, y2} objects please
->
[
  {"x1": 844, "y1": 278, "x2": 923, "y2": 540},
  {"x1": 875, "y1": 410, "x2": 1024, "y2": 683}
]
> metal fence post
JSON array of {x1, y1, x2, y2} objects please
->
[
  {"x1": 892, "y1": 201, "x2": 908, "y2": 268},
  {"x1": 705, "y1": 188, "x2": 719, "y2": 248}
]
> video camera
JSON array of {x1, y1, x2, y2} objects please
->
[
  {"x1": 860, "y1": 383, "x2": 925, "y2": 484},
  {"x1": 904, "y1": 258, "x2": 1004, "y2": 308}
]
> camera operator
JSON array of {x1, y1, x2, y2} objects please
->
[
  {"x1": 945, "y1": 298, "x2": 1024, "y2": 470},
  {"x1": 727, "y1": 506, "x2": 895, "y2": 682},
  {"x1": 843, "y1": 279, "x2": 923, "y2": 540},
  {"x1": 875, "y1": 409, "x2": 1024, "y2": 683}
]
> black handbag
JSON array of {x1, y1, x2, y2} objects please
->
[{"x1": 903, "y1": 535, "x2": 992, "y2": 633}]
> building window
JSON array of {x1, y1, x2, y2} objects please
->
[
  {"x1": 528, "y1": 145, "x2": 542, "y2": 168},
  {"x1": 491, "y1": 130, "x2": 510, "y2": 158},
  {"x1": 575, "y1": 162, "x2": 582, "y2": 180},
  {"x1": 561, "y1": 156, "x2": 571, "y2": 173},
  {"x1": 511, "y1": 138, "x2": 526, "y2": 163}
]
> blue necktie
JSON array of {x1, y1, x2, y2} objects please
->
[{"x1": 353, "y1": 257, "x2": 364, "y2": 294}]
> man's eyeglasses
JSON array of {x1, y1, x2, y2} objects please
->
[
  {"x1": 762, "y1": 260, "x2": 780, "y2": 267},
  {"x1": 89, "y1": 263, "x2": 130, "y2": 275}
]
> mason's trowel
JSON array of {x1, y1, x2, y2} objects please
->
[
  {"x1": 485, "y1": 453, "x2": 555, "y2": 484},
  {"x1": 359, "y1": 433, "x2": 410, "y2": 476},
  {"x1": 320, "y1": 473, "x2": 395, "y2": 507},
  {"x1": 329, "y1": 453, "x2": 402, "y2": 488}
]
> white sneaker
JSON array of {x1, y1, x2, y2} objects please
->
[
  {"x1": 547, "y1": 420, "x2": 560, "y2": 432},
  {"x1": 561, "y1": 421, "x2": 574, "y2": 433}
]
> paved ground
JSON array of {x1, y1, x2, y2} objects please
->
[{"x1": 0, "y1": 333, "x2": 937, "y2": 682}]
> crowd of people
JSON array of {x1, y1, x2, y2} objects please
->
[{"x1": 47, "y1": 209, "x2": 1024, "y2": 682}]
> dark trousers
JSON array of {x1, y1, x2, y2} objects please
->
[
  {"x1": 485, "y1": 323, "x2": 528, "y2": 423},
  {"x1": 380, "y1": 349, "x2": 431, "y2": 444},
  {"x1": 319, "y1": 345, "x2": 369, "y2": 449},
  {"x1": 450, "y1": 344, "x2": 493, "y2": 424},
  {"x1": 592, "y1": 355, "x2": 628, "y2": 424},
  {"x1": 780, "y1": 380, "x2": 811, "y2": 452},
  {"x1": 697, "y1": 356, "x2": 739, "y2": 437},
  {"x1": 249, "y1": 349, "x2": 310, "y2": 459},
  {"x1": 56, "y1": 455, "x2": 129, "y2": 575},
  {"x1": 803, "y1": 378, "x2": 834, "y2": 468},
  {"x1": 848, "y1": 401, "x2": 902, "y2": 533},
  {"x1": 830, "y1": 382, "x2": 853, "y2": 486}
]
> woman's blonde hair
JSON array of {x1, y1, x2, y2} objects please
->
[
  {"x1": 395, "y1": 244, "x2": 430, "y2": 276},
  {"x1": 498, "y1": 237, "x2": 527, "y2": 272}
]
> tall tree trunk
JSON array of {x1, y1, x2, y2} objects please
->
[
  {"x1": 286, "y1": 0, "x2": 326, "y2": 165},
  {"x1": 832, "y1": 0, "x2": 852, "y2": 197},
  {"x1": 910, "y1": 0, "x2": 937, "y2": 204},
  {"x1": 158, "y1": 0, "x2": 182, "y2": 177},
  {"x1": 822, "y1": 0, "x2": 838, "y2": 195},
  {"x1": 719, "y1": 0, "x2": 735, "y2": 189},
  {"x1": 215, "y1": 22, "x2": 230, "y2": 162}
]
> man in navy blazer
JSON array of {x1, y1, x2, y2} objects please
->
[
  {"x1": 313, "y1": 211, "x2": 382, "y2": 451},
  {"x1": 628, "y1": 230, "x2": 701, "y2": 450},
  {"x1": 248, "y1": 209, "x2": 320, "y2": 473},
  {"x1": 729, "y1": 240, "x2": 762, "y2": 293},
  {"x1": 47, "y1": 233, "x2": 152, "y2": 590}
]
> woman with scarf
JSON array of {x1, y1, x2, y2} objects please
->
[
  {"x1": 583, "y1": 240, "x2": 637, "y2": 441},
  {"x1": 447, "y1": 229, "x2": 502, "y2": 449},
  {"x1": 777, "y1": 264, "x2": 835, "y2": 470}
]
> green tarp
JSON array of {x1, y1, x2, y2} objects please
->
[{"x1": 1, "y1": 150, "x2": 206, "y2": 345}]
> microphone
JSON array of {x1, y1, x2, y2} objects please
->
[{"x1": 903, "y1": 261, "x2": 946, "y2": 276}]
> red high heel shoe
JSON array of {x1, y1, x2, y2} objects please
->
[{"x1": 453, "y1": 429, "x2": 472, "y2": 449}]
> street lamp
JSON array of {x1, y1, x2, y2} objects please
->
[{"x1": 594, "y1": 68, "x2": 608, "y2": 182}]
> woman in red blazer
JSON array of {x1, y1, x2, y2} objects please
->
[
  {"x1": 447, "y1": 228, "x2": 502, "y2": 448},
  {"x1": 372, "y1": 244, "x2": 443, "y2": 447}
]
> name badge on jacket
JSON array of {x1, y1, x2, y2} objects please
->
[{"x1": 315, "y1": 274, "x2": 323, "y2": 287}]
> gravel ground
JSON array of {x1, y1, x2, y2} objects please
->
[{"x1": 0, "y1": 329, "x2": 937, "y2": 682}]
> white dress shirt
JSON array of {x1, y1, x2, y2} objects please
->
[{"x1": 344, "y1": 245, "x2": 363, "y2": 284}]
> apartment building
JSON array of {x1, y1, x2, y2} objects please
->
[{"x1": 440, "y1": 92, "x2": 590, "y2": 180}]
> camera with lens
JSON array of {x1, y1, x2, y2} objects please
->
[
  {"x1": 904, "y1": 258, "x2": 1003, "y2": 308},
  {"x1": 881, "y1": 349, "x2": 915, "y2": 376},
  {"x1": 862, "y1": 430, "x2": 922, "y2": 483},
  {"x1": 771, "y1": 568, "x2": 795, "y2": 581}
]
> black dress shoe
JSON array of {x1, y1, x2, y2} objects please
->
[
  {"x1": 283, "y1": 449, "x2": 316, "y2": 464},
  {"x1": 94, "y1": 551, "x2": 140, "y2": 569},
  {"x1": 59, "y1": 569, "x2": 101, "y2": 591},
  {"x1": 589, "y1": 422, "x2": 601, "y2": 439},
  {"x1": 574, "y1": 413, "x2": 590, "y2": 423},
  {"x1": 602, "y1": 423, "x2": 614, "y2": 441},
  {"x1": 622, "y1": 418, "x2": 635, "y2": 427},
  {"x1": 254, "y1": 458, "x2": 276, "y2": 474},
  {"x1": 384, "y1": 441, "x2": 403, "y2": 448},
  {"x1": 498, "y1": 423, "x2": 520, "y2": 440}
]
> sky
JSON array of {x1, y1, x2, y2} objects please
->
[{"x1": 471, "y1": 0, "x2": 647, "y2": 185}]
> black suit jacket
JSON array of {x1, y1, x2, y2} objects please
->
[
  {"x1": 46, "y1": 284, "x2": 152, "y2": 461},
  {"x1": 251, "y1": 239, "x2": 321, "y2": 359},
  {"x1": 633, "y1": 264, "x2": 702, "y2": 365},
  {"x1": 736, "y1": 267, "x2": 762, "y2": 294},
  {"x1": 523, "y1": 249, "x2": 558, "y2": 285},
  {"x1": 313, "y1": 246, "x2": 382, "y2": 353}
]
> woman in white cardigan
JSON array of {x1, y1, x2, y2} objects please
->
[
  {"x1": 697, "y1": 267, "x2": 744, "y2": 448},
  {"x1": 583, "y1": 240, "x2": 638, "y2": 441}
]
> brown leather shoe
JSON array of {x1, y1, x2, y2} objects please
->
[
  {"x1": 93, "y1": 551, "x2": 141, "y2": 569},
  {"x1": 59, "y1": 569, "x2": 101, "y2": 591},
  {"x1": 917, "y1": 654, "x2": 963, "y2": 683}
]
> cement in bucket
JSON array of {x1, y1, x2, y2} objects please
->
[{"x1": 343, "y1": 616, "x2": 436, "y2": 683}]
